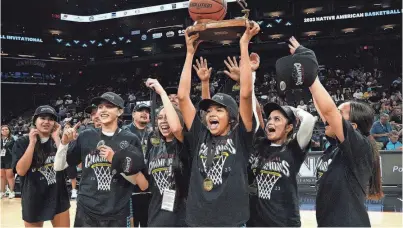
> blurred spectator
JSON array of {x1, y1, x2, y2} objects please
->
[
  {"x1": 353, "y1": 89, "x2": 363, "y2": 100},
  {"x1": 297, "y1": 100, "x2": 307, "y2": 111},
  {"x1": 370, "y1": 113, "x2": 393, "y2": 148},
  {"x1": 385, "y1": 130, "x2": 402, "y2": 151}
]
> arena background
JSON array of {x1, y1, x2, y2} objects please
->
[{"x1": 1, "y1": 0, "x2": 402, "y2": 226}]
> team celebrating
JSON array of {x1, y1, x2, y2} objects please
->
[{"x1": 4, "y1": 21, "x2": 383, "y2": 227}]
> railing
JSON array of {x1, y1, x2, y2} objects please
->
[{"x1": 297, "y1": 150, "x2": 402, "y2": 187}]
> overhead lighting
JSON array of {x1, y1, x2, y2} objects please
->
[
  {"x1": 220, "y1": 40, "x2": 232, "y2": 45},
  {"x1": 373, "y1": 3, "x2": 382, "y2": 6},
  {"x1": 1, "y1": 52, "x2": 8, "y2": 56},
  {"x1": 50, "y1": 56, "x2": 66, "y2": 60},
  {"x1": 303, "y1": 7, "x2": 323, "y2": 14},
  {"x1": 18, "y1": 54, "x2": 35, "y2": 58},
  {"x1": 269, "y1": 34, "x2": 284, "y2": 39},
  {"x1": 264, "y1": 11, "x2": 284, "y2": 18},
  {"x1": 381, "y1": 24, "x2": 396, "y2": 30},
  {"x1": 303, "y1": 31, "x2": 321, "y2": 36},
  {"x1": 115, "y1": 50, "x2": 124, "y2": 55},
  {"x1": 341, "y1": 28, "x2": 358, "y2": 33},
  {"x1": 171, "y1": 44, "x2": 184, "y2": 49},
  {"x1": 142, "y1": 47, "x2": 153, "y2": 52},
  {"x1": 49, "y1": 30, "x2": 62, "y2": 35}
]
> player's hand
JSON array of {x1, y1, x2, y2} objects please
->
[
  {"x1": 250, "y1": 52, "x2": 260, "y2": 71},
  {"x1": 28, "y1": 128, "x2": 39, "y2": 145},
  {"x1": 288, "y1": 36, "x2": 301, "y2": 55},
  {"x1": 193, "y1": 57, "x2": 212, "y2": 82},
  {"x1": 61, "y1": 122, "x2": 80, "y2": 145},
  {"x1": 224, "y1": 56, "x2": 240, "y2": 82},
  {"x1": 99, "y1": 145, "x2": 115, "y2": 163},
  {"x1": 185, "y1": 30, "x2": 201, "y2": 55},
  {"x1": 51, "y1": 123, "x2": 62, "y2": 140},
  {"x1": 145, "y1": 78, "x2": 166, "y2": 95},
  {"x1": 240, "y1": 21, "x2": 260, "y2": 45}
]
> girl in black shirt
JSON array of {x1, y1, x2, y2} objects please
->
[
  {"x1": 287, "y1": 38, "x2": 383, "y2": 227},
  {"x1": 248, "y1": 103, "x2": 316, "y2": 227},
  {"x1": 1, "y1": 125, "x2": 15, "y2": 199},
  {"x1": 12, "y1": 105, "x2": 70, "y2": 227},
  {"x1": 177, "y1": 22, "x2": 260, "y2": 227},
  {"x1": 145, "y1": 78, "x2": 189, "y2": 227}
]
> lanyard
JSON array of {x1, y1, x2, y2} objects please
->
[
  {"x1": 97, "y1": 127, "x2": 121, "y2": 145},
  {"x1": 1, "y1": 138, "x2": 8, "y2": 148},
  {"x1": 154, "y1": 140, "x2": 177, "y2": 189},
  {"x1": 204, "y1": 133, "x2": 231, "y2": 177}
]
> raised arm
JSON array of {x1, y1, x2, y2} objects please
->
[
  {"x1": 178, "y1": 32, "x2": 200, "y2": 130},
  {"x1": 239, "y1": 21, "x2": 260, "y2": 132},
  {"x1": 146, "y1": 78, "x2": 184, "y2": 142},
  {"x1": 193, "y1": 57, "x2": 212, "y2": 99},
  {"x1": 287, "y1": 37, "x2": 345, "y2": 142},
  {"x1": 289, "y1": 106, "x2": 317, "y2": 149}
]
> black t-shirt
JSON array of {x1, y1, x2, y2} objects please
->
[
  {"x1": 316, "y1": 119, "x2": 373, "y2": 227},
  {"x1": 67, "y1": 128, "x2": 144, "y2": 220},
  {"x1": 12, "y1": 136, "x2": 70, "y2": 223},
  {"x1": 316, "y1": 143, "x2": 339, "y2": 185},
  {"x1": 248, "y1": 136, "x2": 307, "y2": 227},
  {"x1": 1, "y1": 137, "x2": 15, "y2": 164},
  {"x1": 147, "y1": 138, "x2": 189, "y2": 227},
  {"x1": 123, "y1": 123, "x2": 151, "y2": 193},
  {"x1": 185, "y1": 116, "x2": 254, "y2": 227}
]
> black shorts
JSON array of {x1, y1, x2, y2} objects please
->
[
  {"x1": 131, "y1": 193, "x2": 151, "y2": 227},
  {"x1": 65, "y1": 166, "x2": 77, "y2": 179},
  {"x1": 74, "y1": 204, "x2": 131, "y2": 227},
  {"x1": 0, "y1": 161, "x2": 12, "y2": 169}
]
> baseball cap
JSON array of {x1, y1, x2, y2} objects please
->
[
  {"x1": 133, "y1": 103, "x2": 151, "y2": 113},
  {"x1": 276, "y1": 45, "x2": 319, "y2": 92},
  {"x1": 165, "y1": 87, "x2": 178, "y2": 95},
  {"x1": 198, "y1": 93, "x2": 238, "y2": 119},
  {"x1": 91, "y1": 92, "x2": 125, "y2": 109},
  {"x1": 263, "y1": 103, "x2": 296, "y2": 125},
  {"x1": 33, "y1": 105, "x2": 58, "y2": 121},
  {"x1": 84, "y1": 104, "x2": 97, "y2": 114}
]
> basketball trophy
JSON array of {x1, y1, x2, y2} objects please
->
[{"x1": 187, "y1": 0, "x2": 254, "y2": 41}]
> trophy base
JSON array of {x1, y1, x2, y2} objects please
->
[{"x1": 187, "y1": 18, "x2": 253, "y2": 41}]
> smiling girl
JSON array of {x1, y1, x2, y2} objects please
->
[
  {"x1": 12, "y1": 105, "x2": 70, "y2": 227},
  {"x1": 177, "y1": 22, "x2": 260, "y2": 226}
]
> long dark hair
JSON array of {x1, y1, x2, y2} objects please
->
[
  {"x1": 349, "y1": 101, "x2": 383, "y2": 200},
  {"x1": 31, "y1": 116, "x2": 55, "y2": 168},
  {"x1": 1, "y1": 125, "x2": 12, "y2": 138}
]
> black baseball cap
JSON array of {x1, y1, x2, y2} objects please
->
[
  {"x1": 263, "y1": 103, "x2": 296, "y2": 125},
  {"x1": 276, "y1": 45, "x2": 319, "y2": 92},
  {"x1": 33, "y1": 105, "x2": 58, "y2": 121},
  {"x1": 165, "y1": 87, "x2": 178, "y2": 96},
  {"x1": 199, "y1": 93, "x2": 238, "y2": 119},
  {"x1": 91, "y1": 92, "x2": 125, "y2": 109},
  {"x1": 133, "y1": 103, "x2": 151, "y2": 113},
  {"x1": 84, "y1": 104, "x2": 97, "y2": 114}
]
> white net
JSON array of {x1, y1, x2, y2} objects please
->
[
  {"x1": 39, "y1": 164, "x2": 56, "y2": 185},
  {"x1": 202, "y1": 154, "x2": 228, "y2": 185},
  {"x1": 152, "y1": 168, "x2": 171, "y2": 195},
  {"x1": 256, "y1": 171, "x2": 281, "y2": 200},
  {"x1": 93, "y1": 165, "x2": 114, "y2": 191}
]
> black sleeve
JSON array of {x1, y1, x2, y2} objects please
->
[
  {"x1": 338, "y1": 118, "x2": 372, "y2": 171},
  {"x1": 186, "y1": 115, "x2": 207, "y2": 158},
  {"x1": 11, "y1": 136, "x2": 30, "y2": 174},
  {"x1": 112, "y1": 135, "x2": 146, "y2": 175},
  {"x1": 66, "y1": 135, "x2": 82, "y2": 167}
]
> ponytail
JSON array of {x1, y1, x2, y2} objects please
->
[{"x1": 367, "y1": 136, "x2": 383, "y2": 200}]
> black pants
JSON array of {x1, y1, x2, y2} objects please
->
[
  {"x1": 131, "y1": 193, "x2": 151, "y2": 227},
  {"x1": 74, "y1": 204, "x2": 130, "y2": 227}
]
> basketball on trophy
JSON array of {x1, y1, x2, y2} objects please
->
[{"x1": 188, "y1": 0, "x2": 227, "y2": 21}]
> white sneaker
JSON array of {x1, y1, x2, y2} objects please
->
[
  {"x1": 8, "y1": 192, "x2": 15, "y2": 199},
  {"x1": 71, "y1": 189, "x2": 77, "y2": 199}
]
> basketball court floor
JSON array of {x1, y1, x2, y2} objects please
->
[{"x1": 1, "y1": 193, "x2": 402, "y2": 227}]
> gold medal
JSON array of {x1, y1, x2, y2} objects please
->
[{"x1": 203, "y1": 178, "x2": 214, "y2": 191}]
